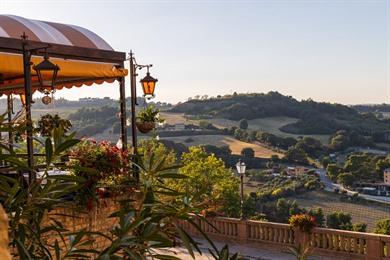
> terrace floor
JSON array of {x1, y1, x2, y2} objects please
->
[{"x1": 158, "y1": 238, "x2": 336, "y2": 260}]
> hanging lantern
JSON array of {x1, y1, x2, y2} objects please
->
[
  {"x1": 33, "y1": 52, "x2": 60, "y2": 91},
  {"x1": 140, "y1": 70, "x2": 157, "y2": 98},
  {"x1": 41, "y1": 94, "x2": 52, "y2": 105}
]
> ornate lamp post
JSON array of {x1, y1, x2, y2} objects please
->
[
  {"x1": 236, "y1": 160, "x2": 246, "y2": 219},
  {"x1": 21, "y1": 33, "x2": 58, "y2": 183},
  {"x1": 128, "y1": 51, "x2": 158, "y2": 182}
]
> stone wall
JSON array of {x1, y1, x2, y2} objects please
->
[
  {"x1": 178, "y1": 215, "x2": 390, "y2": 260},
  {"x1": 9, "y1": 191, "x2": 142, "y2": 258},
  {"x1": 0, "y1": 205, "x2": 11, "y2": 260}
]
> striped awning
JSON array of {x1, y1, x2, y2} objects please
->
[
  {"x1": 0, "y1": 15, "x2": 127, "y2": 95},
  {"x1": 0, "y1": 14, "x2": 113, "y2": 50}
]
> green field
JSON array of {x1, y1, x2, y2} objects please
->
[
  {"x1": 162, "y1": 135, "x2": 283, "y2": 158},
  {"x1": 161, "y1": 112, "x2": 330, "y2": 143},
  {"x1": 32, "y1": 107, "x2": 79, "y2": 120},
  {"x1": 207, "y1": 116, "x2": 330, "y2": 144},
  {"x1": 292, "y1": 190, "x2": 390, "y2": 232}
]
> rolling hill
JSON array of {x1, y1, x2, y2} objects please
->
[{"x1": 171, "y1": 92, "x2": 390, "y2": 136}]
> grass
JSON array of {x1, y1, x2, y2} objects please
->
[
  {"x1": 208, "y1": 116, "x2": 330, "y2": 144},
  {"x1": 160, "y1": 112, "x2": 199, "y2": 125},
  {"x1": 162, "y1": 113, "x2": 330, "y2": 144},
  {"x1": 291, "y1": 190, "x2": 390, "y2": 232},
  {"x1": 162, "y1": 135, "x2": 283, "y2": 158},
  {"x1": 32, "y1": 107, "x2": 79, "y2": 120}
]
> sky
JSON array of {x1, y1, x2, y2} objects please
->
[{"x1": 1, "y1": 0, "x2": 389, "y2": 104}]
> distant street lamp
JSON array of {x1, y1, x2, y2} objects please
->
[{"x1": 236, "y1": 160, "x2": 246, "y2": 219}]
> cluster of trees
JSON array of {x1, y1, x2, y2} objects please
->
[
  {"x1": 328, "y1": 130, "x2": 373, "y2": 151},
  {"x1": 326, "y1": 212, "x2": 367, "y2": 232},
  {"x1": 326, "y1": 153, "x2": 390, "y2": 186},
  {"x1": 68, "y1": 106, "x2": 118, "y2": 137},
  {"x1": 171, "y1": 91, "x2": 390, "y2": 136},
  {"x1": 229, "y1": 125, "x2": 326, "y2": 162},
  {"x1": 252, "y1": 198, "x2": 325, "y2": 226},
  {"x1": 251, "y1": 174, "x2": 323, "y2": 203},
  {"x1": 137, "y1": 141, "x2": 324, "y2": 222}
]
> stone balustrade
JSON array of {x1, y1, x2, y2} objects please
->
[{"x1": 178, "y1": 215, "x2": 390, "y2": 260}]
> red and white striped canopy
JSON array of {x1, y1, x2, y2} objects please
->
[{"x1": 0, "y1": 14, "x2": 113, "y2": 51}]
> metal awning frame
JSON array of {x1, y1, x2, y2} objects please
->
[{"x1": 0, "y1": 35, "x2": 128, "y2": 184}]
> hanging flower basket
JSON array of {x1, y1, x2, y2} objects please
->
[{"x1": 136, "y1": 121, "x2": 155, "y2": 133}]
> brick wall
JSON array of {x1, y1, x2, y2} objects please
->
[{"x1": 37, "y1": 191, "x2": 142, "y2": 257}]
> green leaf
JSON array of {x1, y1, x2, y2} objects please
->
[
  {"x1": 156, "y1": 173, "x2": 188, "y2": 179},
  {"x1": 173, "y1": 224, "x2": 195, "y2": 258},
  {"x1": 54, "y1": 139, "x2": 80, "y2": 156},
  {"x1": 153, "y1": 255, "x2": 182, "y2": 260},
  {"x1": 45, "y1": 137, "x2": 53, "y2": 166}
]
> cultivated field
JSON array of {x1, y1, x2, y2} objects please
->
[
  {"x1": 162, "y1": 113, "x2": 330, "y2": 144},
  {"x1": 32, "y1": 107, "x2": 79, "y2": 120},
  {"x1": 208, "y1": 116, "x2": 330, "y2": 144},
  {"x1": 292, "y1": 190, "x2": 390, "y2": 232},
  {"x1": 162, "y1": 135, "x2": 283, "y2": 158}
]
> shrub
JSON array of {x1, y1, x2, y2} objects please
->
[
  {"x1": 68, "y1": 140, "x2": 132, "y2": 206},
  {"x1": 374, "y1": 219, "x2": 390, "y2": 235},
  {"x1": 239, "y1": 119, "x2": 248, "y2": 129},
  {"x1": 184, "y1": 137, "x2": 194, "y2": 143},
  {"x1": 289, "y1": 214, "x2": 316, "y2": 234},
  {"x1": 353, "y1": 223, "x2": 367, "y2": 232},
  {"x1": 337, "y1": 172, "x2": 355, "y2": 187},
  {"x1": 326, "y1": 212, "x2": 352, "y2": 230},
  {"x1": 308, "y1": 207, "x2": 324, "y2": 227},
  {"x1": 250, "y1": 213, "x2": 268, "y2": 222},
  {"x1": 241, "y1": 147, "x2": 255, "y2": 158}
]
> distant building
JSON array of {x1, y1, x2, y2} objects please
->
[
  {"x1": 384, "y1": 168, "x2": 390, "y2": 185},
  {"x1": 175, "y1": 124, "x2": 185, "y2": 131},
  {"x1": 286, "y1": 166, "x2": 309, "y2": 176}
]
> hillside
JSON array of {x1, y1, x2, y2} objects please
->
[{"x1": 171, "y1": 92, "x2": 390, "y2": 136}]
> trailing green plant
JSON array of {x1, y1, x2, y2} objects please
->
[
  {"x1": 136, "y1": 105, "x2": 164, "y2": 123},
  {"x1": 36, "y1": 114, "x2": 72, "y2": 137}
]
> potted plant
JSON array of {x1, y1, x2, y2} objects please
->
[
  {"x1": 289, "y1": 214, "x2": 316, "y2": 234},
  {"x1": 136, "y1": 105, "x2": 164, "y2": 133}
]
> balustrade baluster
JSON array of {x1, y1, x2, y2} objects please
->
[{"x1": 352, "y1": 237, "x2": 357, "y2": 254}]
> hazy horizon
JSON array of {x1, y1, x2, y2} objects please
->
[
  {"x1": 1, "y1": 0, "x2": 389, "y2": 104},
  {"x1": 2, "y1": 90, "x2": 389, "y2": 107}
]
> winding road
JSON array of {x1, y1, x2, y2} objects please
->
[{"x1": 315, "y1": 168, "x2": 390, "y2": 204}]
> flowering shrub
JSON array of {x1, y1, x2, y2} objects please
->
[
  {"x1": 289, "y1": 214, "x2": 316, "y2": 234},
  {"x1": 69, "y1": 140, "x2": 131, "y2": 183},
  {"x1": 68, "y1": 140, "x2": 133, "y2": 209}
]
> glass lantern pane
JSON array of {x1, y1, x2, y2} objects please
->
[{"x1": 142, "y1": 81, "x2": 155, "y2": 96}]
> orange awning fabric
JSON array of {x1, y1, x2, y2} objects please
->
[{"x1": 0, "y1": 52, "x2": 128, "y2": 95}]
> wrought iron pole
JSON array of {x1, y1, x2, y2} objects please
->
[
  {"x1": 240, "y1": 173, "x2": 244, "y2": 219},
  {"x1": 7, "y1": 94, "x2": 13, "y2": 152},
  {"x1": 21, "y1": 33, "x2": 35, "y2": 184},
  {"x1": 119, "y1": 62, "x2": 128, "y2": 151},
  {"x1": 129, "y1": 51, "x2": 139, "y2": 182}
]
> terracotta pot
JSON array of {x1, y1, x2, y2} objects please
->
[{"x1": 136, "y1": 121, "x2": 155, "y2": 133}]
